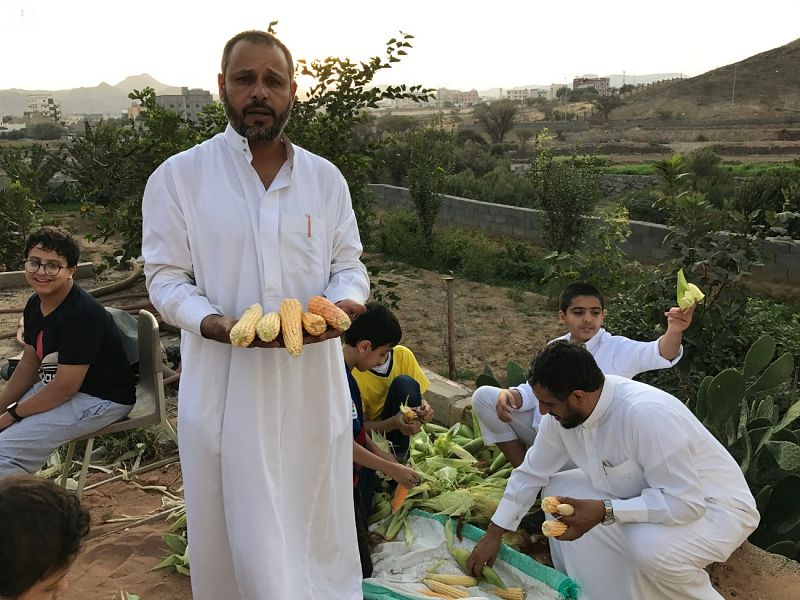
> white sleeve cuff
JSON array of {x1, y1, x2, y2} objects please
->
[
  {"x1": 512, "y1": 383, "x2": 537, "y2": 412},
  {"x1": 176, "y1": 295, "x2": 222, "y2": 336},
  {"x1": 492, "y1": 497, "x2": 531, "y2": 532},
  {"x1": 611, "y1": 497, "x2": 649, "y2": 523}
]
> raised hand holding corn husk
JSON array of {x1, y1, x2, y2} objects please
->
[{"x1": 676, "y1": 269, "x2": 705, "y2": 309}]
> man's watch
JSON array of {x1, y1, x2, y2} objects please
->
[
  {"x1": 601, "y1": 499, "x2": 615, "y2": 525},
  {"x1": 6, "y1": 401, "x2": 23, "y2": 422}
]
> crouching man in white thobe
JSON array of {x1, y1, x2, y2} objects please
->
[{"x1": 467, "y1": 340, "x2": 759, "y2": 600}]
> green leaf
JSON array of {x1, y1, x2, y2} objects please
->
[
  {"x1": 747, "y1": 353, "x2": 795, "y2": 394},
  {"x1": 161, "y1": 533, "x2": 187, "y2": 554},
  {"x1": 475, "y1": 373, "x2": 500, "y2": 388},
  {"x1": 774, "y1": 399, "x2": 800, "y2": 433},
  {"x1": 765, "y1": 441, "x2": 800, "y2": 471},
  {"x1": 705, "y1": 369, "x2": 745, "y2": 430},
  {"x1": 506, "y1": 361, "x2": 526, "y2": 387},
  {"x1": 743, "y1": 335, "x2": 776, "y2": 380}
]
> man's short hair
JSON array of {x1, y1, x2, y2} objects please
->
[
  {"x1": 0, "y1": 475, "x2": 90, "y2": 597},
  {"x1": 24, "y1": 226, "x2": 80, "y2": 267},
  {"x1": 527, "y1": 340, "x2": 604, "y2": 401},
  {"x1": 342, "y1": 302, "x2": 402, "y2": 349},
  {"x1": 558, "y1": 282, "x2": 605, "y2": 313},
  {"x1": 221, "y1": 30, "x2": 294, "y2": 79}
]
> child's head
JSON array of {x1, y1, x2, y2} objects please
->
[
  {"x1": 557, "y1": 282, "x2": 606, "y2": 345},
  {"x1": 0, "y1": 475, "x2": 90, "y2": 600},
  {"x1": 342, "y1": 302, "x2": 402, "y2": 371},
  {"x1": 23, "y1": 227, "x2": 80, "y2": 298}
]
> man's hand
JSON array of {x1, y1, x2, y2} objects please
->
[
  {"x1": 200, "y1": 314, "x2": 237, "y2": 344},
  {"x1": 550, "y1": 496, "x2": 606, "y2": 542},
  {"x1": 394, "y1": 412, "x2": 422, "y2": 436},
  {"x1": 466, "y1": 523, "x2": 504, "y2": 578},
  {"x1": 495, "y1": 389, "x2": 520, "y2": 423},
  {"x1": 336, "y1": 299, "x2": 366, "y2": 321},
  {"x1": 664, "y1": 302, "x2": 696, "y2": 334},
  {"x1": 388, "y1": 463, "x2": 421, "y2": 489},
  {"x1": 414, "y1": 399, "x2": 434, "y2": 424}
]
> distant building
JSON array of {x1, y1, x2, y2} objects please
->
[
  {"x1": 506, "y1": 88, "x2": 548, "y2": 101},
  {"x1": 435, "y1": 88, "x2": 480, "y2": 108},
  {"x1": 572, "y1": 75, "x2": 610, "y2": 95},
  {"x1": 25, "y1": 94, "x2": 62, "y2": 124},
  {"x1": 155, "y1": 87, "x2": 214, "y2": 121}
]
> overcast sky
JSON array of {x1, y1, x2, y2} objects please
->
[{"x1": 3, "y1": 0, "x2": 799, "y2": 92}]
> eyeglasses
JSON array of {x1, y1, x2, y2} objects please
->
[{"x1": 24, "y1": 259, "x2": 67, "y2": 276}]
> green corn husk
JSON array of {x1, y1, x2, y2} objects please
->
[{"x1": 490, "y1": 452, "x2": 510, "y2": 472}]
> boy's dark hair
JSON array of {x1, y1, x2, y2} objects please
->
[
  {"x1": 221, "y1": 30, "x2": 294, "y2": 79},
  {"x1": 24, "y1": 226, "x2": 80, "y2": 267},
  {"x1": 527, "y1": 340, "x2": 604, "y2": 401},
  {"x1": 558, "y1": 282, "x2": 605, "y2": 313},
  {"x1": 0, "y1": 475, "x2": 90, "y2": 597},
  {"x1": 342, "y1": 302, "x2": 402, "y2": 349}
]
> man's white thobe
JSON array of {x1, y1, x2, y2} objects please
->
[
  {"x1": 491, "y1": 375, "x2": 760, "y2": 600},
  {"x1": 142, "y1": 125, "x2": 369, "y2": 600},
  {"x1": 473, "y1": 328, "x2": 683, "y2": 446}
]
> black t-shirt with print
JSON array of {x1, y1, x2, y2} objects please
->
[{"x1": 23, "y1": 284, "x2": 136, "y2": 405}]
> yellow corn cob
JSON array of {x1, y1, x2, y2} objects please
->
[
  {"x1": 229, "y1": 304, "x2": 263, "y2": 347},
  {"x1": 540, "y1": 496, "x2": 574, "y2": 516},
  {"x1": 426, "y1": 574, "x2": 477, "y2": 587},
  {"x1": 557, "y1": 503, "x2": 575, "y2": 516},
  {"x1": 541, "y1": 520, "x2": 568, "y2": 538},
  {"x1": 301, "y1": 311, "x2": 327, "y2": 336},
  {"x1": 423, "y1": 579, "x2": 470, "y2": 599},
  {"x1": 279, "y1": 298, "x2": 303, "y2": 356},
  {"x1": 400, "y1": 404, "x2": 418, "y2": 423},
  {"x1": 307, "y1": 295, "x2": 351, "y2": 331},
  {"x1": 421, "y1": 591, "x2": 449, "y2": 599},
  {"x1": 256, "y1": 311, "x2": 281, "y2": 343},
  {"x1": 492, "y1": 587, "x2": 526, "y2": 600}
]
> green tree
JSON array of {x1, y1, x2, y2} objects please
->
[
  {"x1": 473, "y1": 99, "x2": 518, "y2": 144},
  {"x1": 0, "y1": 144, "x2": 63, "y2": 202},
  {"x1": 591, "y1": 94, "x2": 624, "y2": 123},
  {"x1": 527, "y1": 130, "x2": 601, "y2": 253},
  {"x1": 513, "y1": 128, "x2": 535, "y2": 154},
  {"x1": 0, "y1": 182, "x2": 41, "y2": 270},
  {"x1": 285, "y1": 31, "x2": 432, "y2": 233},
  {"x1": 555, "y1": 86, "x2": 570, "y2": 100},
  {"x1": 27, "y1": 122, "x2": 66, "y2": 140},
  {"x1": 406, "y1": 128, "x2": 453, "y2": 248}
]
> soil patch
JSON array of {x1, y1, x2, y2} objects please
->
[{"x1": 1, "y1": 247, "x2": 798, "y2": 599}]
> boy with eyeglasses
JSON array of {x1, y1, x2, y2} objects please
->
[{"x1": 0, "y1": 227, "x2": 135, "y2": 477}]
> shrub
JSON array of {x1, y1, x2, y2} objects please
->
[
  {"x1": 685, "y1": 148, "x2": 735, "y2": 207},
  {"x1": 375, "y1": 211, "x2": 428, "y2": 265},
  {"x1": 0, "y1": 182, "x2": 41, "y2": 271},
  {"x1": 618, "y1": 189, "x2": 667, "y2": 223}
]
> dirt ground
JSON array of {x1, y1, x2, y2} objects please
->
[{"x1": 2, "y1": 248, "x2": 800, "y2": 599}]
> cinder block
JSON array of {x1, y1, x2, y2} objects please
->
[{"x1": 422, "y1": 369, "x2": 473, "y2": 427}]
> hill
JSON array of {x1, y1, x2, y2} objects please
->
[
  {"x1": 0, "y1": 74, "x2": 183, "y2": 118},
  {"x1": 611, "y1": 38, "x2": 800, "y2": 121}
]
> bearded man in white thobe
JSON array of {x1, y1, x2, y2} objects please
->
[
  {"x1": 141, "y1": 30, "x2": 369, "y2": 600},
  {"x1": 467, "y1": 341, "x2": 759, "y2": 600}
]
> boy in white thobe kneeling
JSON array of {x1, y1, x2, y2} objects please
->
[{"x1": 467, "y1": 341, "x2": 759, "y2": 600}]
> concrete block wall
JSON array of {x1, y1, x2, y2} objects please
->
[{"x1": 369, "y1": 184, "x2": 800, "y2": 284}]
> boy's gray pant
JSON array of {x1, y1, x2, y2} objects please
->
[{"x1": 0, "y1": 382, "x2": 132, "y2": 477}]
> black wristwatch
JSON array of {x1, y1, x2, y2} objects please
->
[
  {"x1": 601, "y1": 499, "x2": 615, "y2": 525},
  {"x1": 6, "y1": 401, "x2": 23, "y2": 422}
]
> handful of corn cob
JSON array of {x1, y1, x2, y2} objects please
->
[{"x1": 228, "y1": 295, "x2": 351, "y2": 355}]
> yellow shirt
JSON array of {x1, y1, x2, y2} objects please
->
[{"x1": 352, "y1": 345, "x2": 430, "y2": 421}]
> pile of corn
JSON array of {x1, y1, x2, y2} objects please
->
[
  {"x1": 369, "y1": 409, "x2": 519, "y2": 544},
  {"x1": 229, "y1": 295, "x2": 350, "y2": 355}
]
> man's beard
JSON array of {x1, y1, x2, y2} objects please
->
[
  {"x1": 222, "y1": 95, "x2": 292, "y2": 143},
  {"x1": 554, "y1": 406, "x2": 586, "y2": 430}
]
